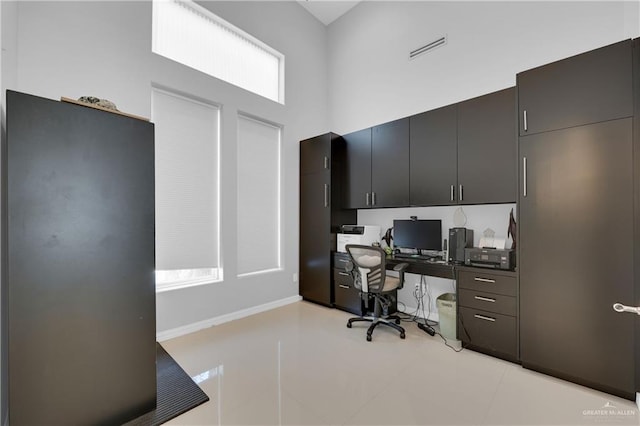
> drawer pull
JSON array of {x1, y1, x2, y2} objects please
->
[
  {"x1": 337, "y1": 259, "x2": 348, "y2": 263},
  {"x1": 474, "y1": 314, "x2": 496, "y2": 322},
  {"x1": 474, "y1": 277, "x2": 496, "y2": 283},
  {"x1": 338, "y1": 272, "x2": 350, "y2": 276},
  {"x1": 474, "y1": 296, "x2": 496, "y2": 303},
  {"x1": 339, "y1": 284, "x2": 350, "y2": 289}
]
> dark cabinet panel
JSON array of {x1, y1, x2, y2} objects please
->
[
  {"x1": 299, "y1": 170, "x2": 332, "y2": 305},
  {"x1": 6, "y1": 91, "x2": 156, "y2": 424},
  {"x1": 409, "y1": 105, "x2": 457, "y2": 205},
  {"x1": 343, "y1": 128, "x2": 372, "y2": 209},
  {"x1": 371, "y1": 118, "x2": 410, "y2": 207},
  {"x1": 518, "y1": 39, "x2": 633, "y2": 135},
  {"x1": 300, "y1": 134, "x2": 331, "y2": 175},
  {"x1": 458, "y1": 87, "x2": 516, "y2": 204},
  {"x1": 299, "y1": 134, "x2": 356, "y2": 307},
  {"x1": 519, "y1": 119, "x2": 635, "y2": 399}
]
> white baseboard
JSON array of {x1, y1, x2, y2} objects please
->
[{"x1": 156, "y1": 295, "x2": 302, "y2": 342}]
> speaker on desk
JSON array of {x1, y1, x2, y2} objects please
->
[{"x1": 449, "y1": 228, "x2": 473, "y2": 264}]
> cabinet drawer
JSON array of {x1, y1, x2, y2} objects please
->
[
  {"x1": 333, "y1": 252, "x2": 351, "y2": 271},
  {"x1": 458, "y1": 307, "x2": 517, "y2": 359},
  {"x1": 333, "y1": 270, "x2": 362, "y2": 315},
  {"x1": 458, "y1": 288, "x2": 516, "y2": 317},
  {"x1": 334, "y1": 269, "x2": 353, "y2": 287},
  {"x1": 458, "y1": 270, "x2": 516, "y2": 297}
]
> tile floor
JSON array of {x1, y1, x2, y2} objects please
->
[{"x1": 162, "y1": 301, "x2": 639, "y2": 425}]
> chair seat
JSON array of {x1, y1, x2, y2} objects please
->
[{"x1": 382, "y1": 276, "x2": 400, "y2": 292}]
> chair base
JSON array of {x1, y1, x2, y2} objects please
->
[{"x1": 347, "y1": 314, "x2": 406, "y2": 341}]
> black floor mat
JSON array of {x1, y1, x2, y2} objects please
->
[{"x1": 124, "y1": 343, "x2": 210, "y2": 425}]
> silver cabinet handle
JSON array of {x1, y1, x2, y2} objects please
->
[
  {"x1": 474, "y1": 277, "x2": 496, "y2": 283},
  {"x1": 372, "y1": 192, "x2": 376, "y2": 206},
  {"x1": 323, "y1": 156, "x2": 329, "y2": 169},
  {"x1": 366, "y1": 192, "x2": 370, "y2": 206},
  {"x1": 324, "y1": 184, "x2": 329, "y2": 207},
  {"x1": 474, "y1": 296, "x2": 496, "y2": 303},
  {"x1": 474, "y1": 314, "x2": 496, "y2": 322},
  {"x1": 338, "y1": 272, "x2": 350, "y2": 276},
  {"x1": 523, "y1": 157, "x2": 527, "y2": 198},
  {"x1": 459, "y1": 184, "x2": 463, "y2": 201},
  {"x1": 339, "y1": 284, "x2": 350, "y2": 289},
  {"x1": 450, "y1": 185, "x2": 455, "y2": 202},
  {"x1": 523, "y1": 110, "x2": 528, "y2": 132}
]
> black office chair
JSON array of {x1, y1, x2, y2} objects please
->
[{"x1": 344, "y1": 244, "x2": 409, "y2": 341}]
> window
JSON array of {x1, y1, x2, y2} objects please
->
[
  {"x1": 152, "y1": 0, "x2": 285, "y2": 104},
  {"x1": 236, "y1": 114, "x2": 282, "y2": 276},
  {"x1": 152, "y1": 87, "x2": 221, "y2": 291}
]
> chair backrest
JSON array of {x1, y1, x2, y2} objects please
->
[{"x1": 345, "y1": 244, "x2": 387, "y2": 294}]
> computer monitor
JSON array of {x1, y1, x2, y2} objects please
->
[{"x1": 393, "y1": 219, "x2": 442, "y2": 252}]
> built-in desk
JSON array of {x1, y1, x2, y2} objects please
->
[
  {"x1": 385, "y1": 255, "x2": 455, "y2": 279},
  {"x1": 386, "y1": 256, "x2": 519, "y2": 363}
]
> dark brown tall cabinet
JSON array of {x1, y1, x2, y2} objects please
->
[
  {"x1": 518, "y1": 39, "x2": 638, "y2": 399},
  {"x1": 3, "y1": 91, "x2": 156, "y2": 424},
  {"x1": 300, "y1": 134, "x2": 356, "y2": 306}
]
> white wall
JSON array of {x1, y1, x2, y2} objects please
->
[
  {"x1": 9, "y1": 0, "x2": 329, "y2": 334},
  {"x1": 328, "y1": 1, "x2": 639, "y2": 134}
]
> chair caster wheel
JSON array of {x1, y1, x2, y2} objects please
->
[
  {"x1": 347, "y1": 323, "x2": 352, "y2": 328},
  {"x1": 395, "y1": 318, "x2": 401, "y2": 324},
  {"x1": 366, "y1": 335, "x2": 372, "y2": 342},
  {"x1": 400, "y1": 333, "x2": 406, "y2": 339}
]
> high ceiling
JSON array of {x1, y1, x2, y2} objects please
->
[{"x1": 296, "y1": 1, "x2": 361, "y2": 26}]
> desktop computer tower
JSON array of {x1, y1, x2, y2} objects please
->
[{"x1": 448, "y1": 228, "x2": 473, "y2": 264}]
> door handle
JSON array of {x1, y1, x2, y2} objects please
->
[
  {"x1": 523, "y1": 110, "x2": 528, "y2": 132},
  {"x1": 450, "y1": 185, "x2": 455, "y2": 202},
  {"x1": 366, "y1": 192, "x2": 370, "y2": 206},
  {"x1": 459, "y1": 184, "x2": 463, "y2": 201},
  {"x1": 324, "y1": 156, "x2": 329, "y2": 169},
  {"x1": 372, "y1": 192, "x2": 376, "y2": 206},
  {"x1": 613, "y1": 303, "x2": 640, "y2": 315}
]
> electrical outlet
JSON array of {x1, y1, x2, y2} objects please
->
[{"x1": 293, "y1": 273, "x2": 298, "y2": 283}]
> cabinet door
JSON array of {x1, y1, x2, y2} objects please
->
[
  {"x1": 519, "y1": 118, "x2": 635, "y2": 399},
  {"x1": 518, "y1": 39, "x2": 632, "y2": 136},
  {"x1": 343, "y1": 128, "x2": 372, "y2": 209},
  {"x1": 372, "y1": 118, "x2": 410, "y2": 207},
  {"x1": 299, "y1": 171, "x2": 332, "y2": 305},
  {"x1": 300, "y1": 134, "x2": 331, "y2": 175},
  {"x1": 458, "y1": 87, "x2": 516, "y2": 204},
  {"x1": 409, "y1": 105, "x2": 457, "y2": 206}
]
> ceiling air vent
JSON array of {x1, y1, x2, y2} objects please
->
[{"x1": 409, "y1": 35, "x2": 447, "y2": 60}]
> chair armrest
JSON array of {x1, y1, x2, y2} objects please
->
[{"x1": 393, "y1": 262, "x2": 409, "y2": 272}]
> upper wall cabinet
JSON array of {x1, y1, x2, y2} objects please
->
[
  {"x1": 371, "y1": 118, "x2": 410, "y2": 207},
  {"x1": 457, "y1": 87, "x2": 517, "y2": 204},
  {"x1": 518, "y1": 39, "x2": 633, "y2": 136},
  {"x1": 344, "y1": 119, "x2": 410, "y2": 208},
  {"x1": 343, "y1": 128, "x2": 372, "y2": 209},
  {"x1": 409, "y1": 105, "x2": 458, "y2": 206}
]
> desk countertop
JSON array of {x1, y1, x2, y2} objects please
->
[{"x1": 386, "y1": 255, "x2": 456, "y2": 279}]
